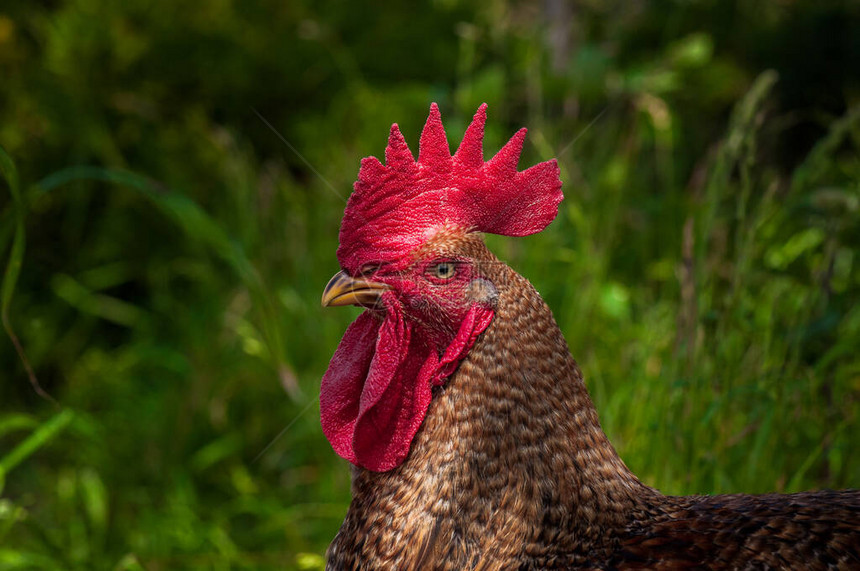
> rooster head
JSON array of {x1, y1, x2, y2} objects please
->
[{"x1": 320, "y1": 103, "x2": 563, "y2": 471}]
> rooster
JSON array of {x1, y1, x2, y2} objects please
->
[{"x1": 319, "y1": 104, "x2": 860, "y2": 569}]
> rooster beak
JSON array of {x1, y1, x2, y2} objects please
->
[{"x1": 321, "y1": 270, "x2": 390, "y2": 308}]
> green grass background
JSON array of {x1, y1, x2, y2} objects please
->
[{"x1": 1, "y1": 1, "x2": 859, "y2": 568}]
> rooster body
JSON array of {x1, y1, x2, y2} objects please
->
[{"x1": 321, "y1": 106, "x2": 860, "y2": 569}]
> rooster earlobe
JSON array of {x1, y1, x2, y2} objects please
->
[
  {"x1": 418, "y1": 103, "x2": 451, "y2": 171},
  {"x1": 454, "y1": 103, "x2": 487, "y2": 169},
  {"x1": 385, "y1": 124, "x2": 415, "y2": 171}
]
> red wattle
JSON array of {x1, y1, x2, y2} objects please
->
[
  {"x1": 319, "y1": 310, "x2": 380, "y2": 464},
  {"x1": 320, "y1": 295, "x2": 494, "y2": 472}
]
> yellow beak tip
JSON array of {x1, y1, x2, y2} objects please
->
[{"x1": 321, "y1": 270, "x2": 389, "y2": 308}]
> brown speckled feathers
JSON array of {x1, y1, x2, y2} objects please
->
[
  {"x1": 615, "y1": 491, "x2": 860, "y2": 569},
  {"x1": 325, "y1": 237, "x2": 860, "y2": 570}
]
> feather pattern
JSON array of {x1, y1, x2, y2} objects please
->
[{"x1": 324, "y1": 236, "x2": 860, "y2": 569}]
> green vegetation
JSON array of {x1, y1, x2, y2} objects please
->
[{"x1": 1, "y1": 1, "x2": 858, "y2": 568}]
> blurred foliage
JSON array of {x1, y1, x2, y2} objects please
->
[{"x1": 1, "y1": 0, "x2": 859, "y2": 568}]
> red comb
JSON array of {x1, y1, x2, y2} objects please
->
[{"x1": 337, "y1": 103, "x2": 563, "y2": 271}]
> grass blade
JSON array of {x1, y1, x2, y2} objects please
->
[
  {"x1": 0, "y1": 146, "x2": 54, "y2": 403},
  {"x1": 0, "y1": 146, "x2": 22, "y2": 314},
  {"x1": 0, "y1": 409, "x2": 75, "y2": 474}
]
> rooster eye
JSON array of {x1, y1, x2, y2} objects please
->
[
  {"x1": 429, "y1": 261, "x2": 457, "y2": 281},
  {"x1": 360, "y1": 263, "x2": 380, "y2": 276}
]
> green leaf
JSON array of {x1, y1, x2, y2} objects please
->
[
  {"x1": 667, "y1": 33, "x2": 714, "y2": 68},
  {"x1": 113, "y1": 553, "x2": 146, "y2": 571},
  {"x1": 0, "y1": 498, "x2": 27, "y2": 540},
  {"x1": 79, "y1": 468, "x2": 109, "y2": 538},
  {"x1": 0, "y1": 414, "x2": 38, "y2": 438},
  {"x1": 51, "y1": 273, "x2": 146, "y2": 327},
  {"x1": 0, "y1": 409, "x2": 75, "y2": 474},
  {"x1": 296, "y1": 552, "x2": 326, "y2": 570},
  {"x1": 764, "y1": 227, "x2": 825, "y2": 270},
  {"x1": 0, "y1": 548, "x2": 59, "y2": 569}
]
